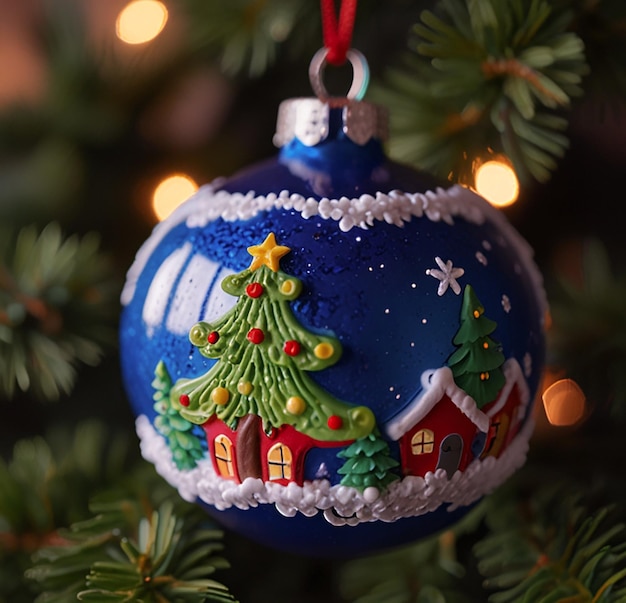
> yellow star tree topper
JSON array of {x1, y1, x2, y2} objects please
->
[{"x1": 247, "y1": 232, "x2": 290, "y2": 272}]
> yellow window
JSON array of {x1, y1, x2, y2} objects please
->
[
  {"x1": 267, "y1": 443, "x2": 292, "y2": 480},
  {"x1": 214, "y1": 435, "x2": 235, "y2": 478},
  {"x1": 411, "y1": 429, "x2": 435, "y2": 455}
]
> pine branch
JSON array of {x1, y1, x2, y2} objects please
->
[
  {"x1": 371, "y1": 0, "x2": 588, "y2": 184},
  {"x1": 28, "y1": 498, "x2": 236, "y2": 602},
  {"x1": 475, "y1": 483, "x2": 626, "y2": 602},
  {"x1": 0, "y1": 222, "x2": 119, "y2": 401},
  {"x1": 0, "y1": 421, "x2": 137, "y2": 603},
  {"x1": 180, "y1": 0, "x2": 313, "y2": 77},
  {"x1": 338, "y1": 506, "x2": 486, "y2": 602},
  {"x1": 0, "y1": 422, "x2": 237, "y2": 602}
]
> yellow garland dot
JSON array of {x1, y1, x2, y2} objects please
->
[
  {"x1": 211, "y1": 387, "x2": 230, "y2": 405},
  {"x1": 483, "y1": 342, "x2": 489, "y2": 349},
  {"x1": 237, "y1": 381, "x2": 253, "y2": 395},
  {"x1": 351, "y1": 406, "x2": 376, "y2": 432},
  {"x1": 473, "y1": 310, "x2": 480, "y2": 318},
  {"x1": 314, "y1": 342, "x2": 334, "y2": 360},
  {"x1": 286, "y1": 396, "x2": 306, "y2": 415},
  {"x1": 480, "y1": 372, "x2": 490, "y2": 381},
  {"x1": 280, "y1": 279, "x2": 297, "y2": 295},
  {"x1": 189, "y1": 324, "x2": 206, "y2": 346}
]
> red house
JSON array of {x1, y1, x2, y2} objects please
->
[
  {"x1": 480, "y1": 359, "x2": 531, "y2": 459},
  {"x1": 202, "y1": 414, "x2": 352, "y2": 486},
  {"x1": 385, "y1": 367, "x2": 490, "y2": 478}
]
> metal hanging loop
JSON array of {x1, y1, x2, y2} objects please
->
[{"x1": 308, "y1": 47, "x2": 370, "y2": 102}]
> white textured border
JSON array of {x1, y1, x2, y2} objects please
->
[
  {"x1": 185, "y1": 184, "x2": 486, "y2": 232},
  {"x1": 137, "y1": 413, "x2": 533, "y2": 527}
]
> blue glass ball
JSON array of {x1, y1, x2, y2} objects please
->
[{"x1": 120, "y1": 104, "x2": 546, "y2": 558}]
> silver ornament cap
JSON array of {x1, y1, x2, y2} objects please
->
[{"x1": 273, "y1": 48, "x2": 388, "y2": 148}]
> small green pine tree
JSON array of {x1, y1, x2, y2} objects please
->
[
  {"x1": 337, "y1": 432, "x2": 400, "y2": 493},
  {"x1": 152, "y1": 360, "x2": 205, "y2": 470},
  {"x1": 448, "y1": 285, "x2": 505, "y2": 408}
]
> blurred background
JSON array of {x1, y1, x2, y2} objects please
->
[{"x1": 2, "y1": 1, "x2": 626, "y2": 601}]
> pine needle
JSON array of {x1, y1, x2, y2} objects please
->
[
  {"x1": 371, "y1": 0, "x2": 588, "y2": 185},
  {"x1": 0, "y1": 222, "x2": 119, "y2": 401}
]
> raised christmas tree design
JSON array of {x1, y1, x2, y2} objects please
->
[
  {"x1": 337, "y1": 431, "x2": 400, "y2": 493},
  {"x1": 152, "y1": 360, "x2": 206, "y2": 470},
  {"x1": 447, "y1": 284, "x2": 505, "y2": 408},
  {"x1": 170, "y1": 233, "x2": 376, "y2": 475}
]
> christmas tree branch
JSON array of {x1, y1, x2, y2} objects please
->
[
  {"x1": 372, "y1": 0, "x2": 588, "y2": 184},
  {"x1": 0, "y1": 223, "x2": 119, "y2": 402},
  {"x1": 475, "y1": 483, "x2": 626, "y2": 601},
  {"x1": 0, "y1": 422, "x2": 237, "y2": 602}
]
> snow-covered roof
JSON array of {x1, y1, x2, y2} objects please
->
[{"x1": 384, "y1": 367, "x2": 490, "y2": 441}]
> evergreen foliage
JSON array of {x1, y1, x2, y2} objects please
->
[
  {"x1": 337, "y1": 432, "x2": 400, "y2": 493},
  {"x1": 448, "y1": 285, "x2": 506, "y2": 408},
  {"x1": 475, "y1": 485, "x2": 626, "y2": 601},
  {"x1": 0, "y1": 421, "x2": 235, "y2": 602},
  {"x1": 28, "y1": 498, "x2": 236, "y2": 602},
  {"x1": 372, "y1": 0, "x2": 588, "y2": 184},
  {"x1": 339, "y1": 531, "x2": 474, "y2": 603},
  {"x1": 0, "y1": 223, "x2": 118, "y2": 401},
  {"x1": 152, "y1": 361, "x2": 206, "y2": 471}
]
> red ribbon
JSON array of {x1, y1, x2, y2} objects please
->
[{"x1": 320, "y1": 0, "x2": 358, "y2": 66}]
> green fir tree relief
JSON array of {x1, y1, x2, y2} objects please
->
[
  {"x1": 447, "y1": 285, "x2": 505, "y2": 408},
  {"x1": 171, "y1": 233, "x2": 376, "y2": 442},
  {"x1": 152, "y1": 360, "x2": 206, "y2": 470},
  {"x1": 337, "y1": 432, "x2": 400, "y2": 493}
]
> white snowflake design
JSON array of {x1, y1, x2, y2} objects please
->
[{"x1": 426, "y1": 257, "x2": 465, "y2": 296}]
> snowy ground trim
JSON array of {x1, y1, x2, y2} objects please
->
[{"x1": 137, "y1": 414, "x2": 533, "y2": 527}]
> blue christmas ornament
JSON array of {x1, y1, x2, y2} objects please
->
[{"x1": 120, "y1": 50, "x2": 547, "y2": 558}]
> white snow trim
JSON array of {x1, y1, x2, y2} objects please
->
[
  {"x1": 384, "y1": 366, "x2": 491, "y2": 440},
  {"x1": 485, "y1": 358, "x2": 530, "y2": 418},
  {"x1": 185, "y1": 183, "x2": 486, "y2": 232},
  {"x1": 136, "y1": 413, "x2": 533, "y2": 527}
]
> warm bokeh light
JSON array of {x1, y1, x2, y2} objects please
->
[
  {"x1": 152, "y1": 174, "x2": 198, "y2": 221},
  {"x1": 116, "y1": 0, "x2": 168, "y2": 45},
  {"x1": 474, "y1": 159, "x2": 520, "y2": 207},
  {"x1": 542, "y1": 378, "x2": 586, "y2": 426}
]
